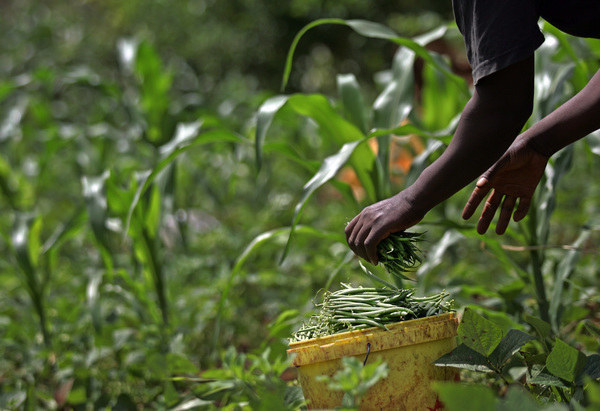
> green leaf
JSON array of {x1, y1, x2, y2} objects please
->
[
  {"x1": 585, "y1": 130, "x2": 600, "y2": 156},
  {"x1": 548, "y1": 226, "x2": 592, "y2": 330},
  {"x1": 255, "y1": 95, "x2": 289, "y2": 171},
  {"x1": 358, "y1": 260, "x2": 400, "y2": 289},
  {"x1": 213, "y1": 226, "x2": 345, "y2": 352},
  {"x1": 434, "y1": 343, "x2": 492, "y2": 372},
  {"x1": 283, "y1": 20, "x2": 466, "y2": 92},
  {"x1": 488, "y1": 329, "x2": 534, "y2": 370},
  {"x1": 82, "y1": 171, "x2": 111, "y2": 251},
  {"x1": 528, "y1": 370, "x2": 569, "y2": 388},
  {"x1": 546, "y1": 339, "x2": 587, "y2": 382},
  {"x1": 575, "y1": 354, "x2": 600, "y2": 384},
  {"x1": 144, "y1": 184, "x2": 162, "y2": 238},
  {"x1": 497, "y1": 386, "x2": 542, "y2": 411},
  {"x1": 125, "y1": 128, "x2": 242, "y2": 234},
  {"x1": 524, "y1": 314, "x2": 551, "y2": 339},
  {"x1": 254, "y1": 94, "x2": 377, "y2": 201},
  {"x1": 337, "y1": 74, "x2": 368, "y2": 133},
  {"x1": 279, "y1": 140, "x2": 363, "y2": 263},
  {"x1": 585, "y1": 354, "x2": 600, "y2": 379},
  {"x1": 434, "y1": 383, "x2": 497, "y2": 411},
  {"x1": 371, "y1": 46, "x2": 415, "y2": 197},
  {"x1": 417, "y1": 229, "x2": 464, "y2": 282},
  {"x1": 12, "y1": 214, "x2": 39, "y2": 277},
  {"x1": 458, "y1": 308, "x2": 504, "y2": 357}
]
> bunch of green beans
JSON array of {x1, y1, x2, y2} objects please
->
[
  {"x1": 290, "y1": 283, "x2": 453, "y2": 342},
  {"x1": 378, "y1": 231, "x2": 425, "y2": 279}
]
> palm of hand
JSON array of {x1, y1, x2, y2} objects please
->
[{"x1": 462, "y1": 141, "x2": 548, "y2": 234}]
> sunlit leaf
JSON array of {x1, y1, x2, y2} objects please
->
[
  {"x1": 337, "y1": 74, "x2": 368, "y2": 134},
  {"x1": 434, "y1": 343, "x2": 492, "y2": 372},
  {"x1": 458, "y1": 308, "x2": 503, "y2": 357},
  {"x1": 280, "y1": 140, "x2": 362, "y2": 263},
  {"x1": 546, "y1": 339, "x2": 587, "y2": 382},
  {"x1": 255, "y1": 95, "x2": 289, "y2": 171}
]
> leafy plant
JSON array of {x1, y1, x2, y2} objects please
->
[
  {"x1": 435, "y1": 309, "x2": 600, "y2": 405},
  {"x1": 317, "y1": 356, "x2": 388, "y2": 409}
]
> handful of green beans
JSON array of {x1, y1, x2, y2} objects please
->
[
  {"x1": 290, "y1": 283, "x2": 453, "y2": 342},
  {"x1": 377, "y1": 231, "x2": 425, "y2": 279}
]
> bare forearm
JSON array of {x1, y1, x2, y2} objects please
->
[
  {"x1": 524, "y1": 69, "x2": 600, "y2": 157},
  {"x1": 403, "y1": 57, "x2": 535, "y2": 213}
]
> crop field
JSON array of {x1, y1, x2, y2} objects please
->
[{"x1": 1, "y1": 1, "x2": 599, "y2": 409}]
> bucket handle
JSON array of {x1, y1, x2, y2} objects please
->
[{"x1": 363, "y1": 342, "x2": 371, "y2": 366}]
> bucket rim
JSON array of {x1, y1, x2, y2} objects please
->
[
  {"x1": 287, "y1": 312, "x2": 457, "y2": 366},
  {"x1": 288, "y1": 312, "x2": 455, "y2": 348}
]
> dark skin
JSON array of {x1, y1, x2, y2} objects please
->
[{"x1": 346, "y1": 55, "x2": 600, "y2": 265}]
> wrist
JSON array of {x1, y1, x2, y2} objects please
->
[
  {"x1": 394, "y1": 186, "x2": 429, "y2": 221},
  {"x1": 518, "y1": 131, "x2": 553, "y2": 159}
]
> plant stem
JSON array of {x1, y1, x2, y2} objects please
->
[
  {"x1": 530, "y1": 248, "x2": 550, "y2": 324},
  {"x1": 142, "y1": 228, "x2": 169, "y2": 326},
  {"x1": 527, "y1": 208, "x2": 551, "y2": 324}
]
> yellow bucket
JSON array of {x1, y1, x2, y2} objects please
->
[{"x1": 287, "y1": 313, "x2": 458, "y2": 410}]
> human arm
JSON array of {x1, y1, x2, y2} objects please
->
[
  {"x1": 462, "y1": 68, "x2": 600, "y2": 234},
  {"x1": 345, "y1": 56, "x2": 535, "y2": 264}
]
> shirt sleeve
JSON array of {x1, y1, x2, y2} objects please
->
[{"x1": 452, "y1": 0, "x2": 545, "y2": 84}]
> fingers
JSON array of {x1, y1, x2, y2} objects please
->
[
  {"x1": 462, "y1": 178, "x2": 492, "y2": 220},
  {"x1": 495, "y1": 195, "x2": 516, "y2": 235},
  {"x1": 345, "y1": 211, "x2": 387, "y2": 265},
  {"x1": 364, "y1": 232, "x2": 381, "y2": 265},
  {"x1": 476, "y1": 192, "x2": 530, "y2": 235},
  {"x1": 346, "y1": 220, "x2": 368, "y2": 261},
  {"x1": 513, "y1": 197, "x2": 531, "y2": 222},
  {"x1": 477, "y1": 189, "x2": 502, "y2": 234}
]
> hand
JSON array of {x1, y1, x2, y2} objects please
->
[
  {"x1": 462, "y1": 137, "x2": 549, "y2": 234},
  {"x1": 345, "y1": 193, "x2": 425, "y2": 264}
]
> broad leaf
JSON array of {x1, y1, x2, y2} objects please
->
[
  {"x1": 498, "y1": 386, "x2": 544, "y2": 411},
  {"x1": 458, "y1": 308, "x2": 503, "y2": 357},
  {"x1": 524, "y1": 314, "x2": 551, "y2": 339},
  {"x1": 434, "y1": 383, "x2": 497, "y2": 411},
  {"x1": 488, "y1": 329, "x2": 534, "y2": 370},
  {"x1": 434, "y1": 343, "x2": 492, "y2": 372},
  {"x1": 575, "y1": 354, "x2": 600, "y2": 384},
  {"x1": 528, "y1": 370, "x2": 569, "y2": 388},
  {"x1": 546, "y1": 339, "x2": 587, "y2": 383}
]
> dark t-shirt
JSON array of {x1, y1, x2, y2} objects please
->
[{"x1": 452, "y1": 0, "x2": 600, "y2": 84}]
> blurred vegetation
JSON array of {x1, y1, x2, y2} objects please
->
[{"x1": 0, "y1": 0, "x2": 599, "y2": 409}]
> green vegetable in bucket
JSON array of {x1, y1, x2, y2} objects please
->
[{"x1": 290, "y1": 283, "x2": 453, "y2": 342}]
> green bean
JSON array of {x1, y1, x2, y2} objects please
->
[{"x1": 290, "y1": 284, "x2": 453, "y2": 342}]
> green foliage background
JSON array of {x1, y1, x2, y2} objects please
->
[{"x1": 0, "y1": 0, "x2": 599, "y2": 409}]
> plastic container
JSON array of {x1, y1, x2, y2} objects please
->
[{"x1": 287, "y1": 312, "x2": 458, "y2": 410}]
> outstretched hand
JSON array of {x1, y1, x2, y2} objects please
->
[
  {"x1": 345, "y1": 193, "x2": 425, "y2": 265},
  {"x1": 462, "y1": 138, "x2": 549, "y2": 234}
]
